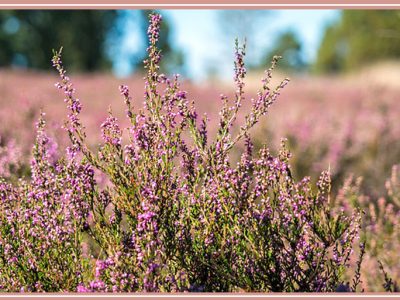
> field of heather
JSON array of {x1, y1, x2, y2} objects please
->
[
  {"x1": 1, "y1": 66, "x2": 399, "y2": 196},
  {"x1": 0, "y1": 13, "x2": 400, "y2": 293},
  {"x1": 1, "y1": 64, "x2": 400, "y2": 292}
]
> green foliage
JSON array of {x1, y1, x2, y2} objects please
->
[
  {"x1": 315, "y1": 11, "x2": 400, "y2": 73},
  {"x1": 0, "y1": 10, "x2": 184, "y2": 75},
  {"x1": 0, "y1": 10, "x2": 118, "y2": 71},
  {"x1": 263, "y1": 30, "x2": 306, "y2": 72}
]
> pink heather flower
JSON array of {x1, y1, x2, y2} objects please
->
[{"x1": 77, "y1": 285, "x2": 90, "y2": 293}]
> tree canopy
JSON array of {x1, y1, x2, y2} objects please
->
[
  {"x1": 262, "y1": 30, "x2": 306, "y2": 72},
  {"x1": 0, "y1": 10, "x2": 182, "y2": 74},
  {"x1": 315, "y1": 11, "x2": 400, "y2": 73},
  {"x1": 0, "y1": 11, "x2": 118, "y2": 71}
]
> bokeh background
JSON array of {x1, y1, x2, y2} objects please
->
[{"x1": 1, "y1": 10, "x2": 400, "y2": 290}]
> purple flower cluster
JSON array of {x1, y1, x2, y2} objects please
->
[
  {"x1": 101, "y1": 114, "x2": 122, "y2": 147},
  {"x1": 0, "y1": 114, "x2": 94, "y2": 292}
]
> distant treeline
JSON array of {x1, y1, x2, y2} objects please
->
[
  {"x1": 1, "y1": 10, "x2": 399, "y2": 74},
  {"x1": 0, "y1": 10, "x2": 183, "y2": 74}
]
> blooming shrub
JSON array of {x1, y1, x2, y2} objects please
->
[
  {"x1": 0, "y1": 13, "x2": 364, "y2": 292},
  {"x1": 337, "y1": 165, "x2": 400, "y2": 292},
  {"x1": 0, "y1": 115, "x2": 94, "y2": 291}
]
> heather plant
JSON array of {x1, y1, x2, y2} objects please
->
[
  {"x1": 337, "y1": 165, "x2": 400, "y2": 291},
  {"x1": 0, "y1": 13, "x2": 363, "y2": 292},
  {"x1": 0, "y1": 115, "x2": 94, "y2": 291}
]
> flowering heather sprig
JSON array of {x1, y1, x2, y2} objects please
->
[
  {"x1": 51, "y1": 49, "x2": 101, "y2": 170},
  {"x1": 101, "y1": 112, "x2": 122, "y2": 147},
  {"x1": 52, "y1": 49, "x2": 82, "y2": 135},
  {"x1": 119, "y1": 85, "x2": 134, "y2": 120}
]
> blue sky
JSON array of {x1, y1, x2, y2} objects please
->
[{"x1": 115, "y1": 10, "x2": 341, "y2": 79}]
